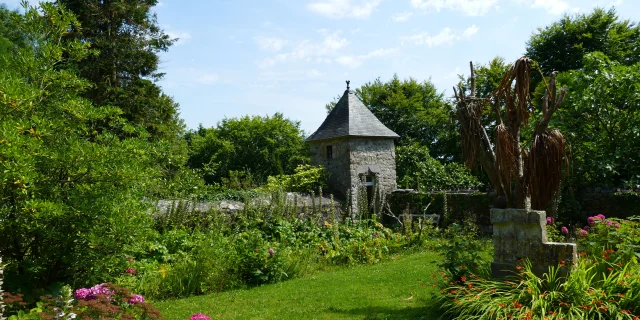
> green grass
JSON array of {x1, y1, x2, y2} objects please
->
[{"x1": 155, "y1": 250, "x2": 444, "y2": 320}]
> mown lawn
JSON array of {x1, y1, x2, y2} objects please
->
[{"x1": 155, "y1": 250, "x2": 444, "y2": 320}]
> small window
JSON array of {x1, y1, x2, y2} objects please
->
[
  {"x1": 326, "y1": 145, "x2": 333, "y2": 159},
  {"x1": 364, "y1": 175, "x2": 375, "y2": 186}
]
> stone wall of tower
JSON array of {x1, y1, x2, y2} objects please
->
[
  {"x1": 309, "y1": 136, "x2": 397, "y2": 215},
  {"x1": 309, "y1": 137, "x2": 351, "y2": 198},
  {"x1": 347, "y1": 137, "x2": 397, "y2": 210}
]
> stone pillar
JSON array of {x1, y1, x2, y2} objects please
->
[{"x1": 491, "y1": 208, "x2": 578, "y2": 278}]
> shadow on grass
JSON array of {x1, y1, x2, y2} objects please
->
[{"x1": 326, "y1": 301, "x2": 444, "y2": 320}]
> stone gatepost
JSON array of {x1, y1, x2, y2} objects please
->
[{"x1": 491, "y1": 208, "x2": 578, "y2": 278}]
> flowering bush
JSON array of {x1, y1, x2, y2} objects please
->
[
  {"x1": 189, "y1": 313, "x2": 211, "y2": 320},
  {"x1": 578, "y1": 215, "x2": 640, "y2": 264},
  {"x1": 3, "y1": 284, "x2": 161, "y2": 320}
]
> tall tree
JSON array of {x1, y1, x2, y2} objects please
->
[
  {"x1": 554, "y1": 53, "x2": 640, "y2": 188},
  {"x1": 0, "y1": 5, "x2": 26, "y2": 55},
  {"x1": 458, "y1": 57, "x2": 510, "y2": 99},
  {"x1": 55, "y1": 0, "x2": 182, "y2": 140},
  {"x1": 526, "y1": 7, "x2": 640, "y2": 75},
  {"x1": 454, "y1": 58, "x2": 568, "y2": 209},
  {"x1": 1, "y1": 2, "x2": 159, "y2": 289},
  {"x1": 329, "y1": 76, "x2": 460, "y2": 161},
  {"x1": 187, "y1": 113, "x2": 310, "y2": 185}
]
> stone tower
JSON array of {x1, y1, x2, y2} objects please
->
[{"x1": 306, "y1": 81, "x2": 399, "y2": 215}]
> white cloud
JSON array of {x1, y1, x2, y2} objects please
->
[
  {"x1": 392, "y1": 11, "x2": 414, "y2": 22},
  {"x1": 401, "y1": 25, "x2": 478, "y2": 47},
  {"x1": 255, "y1": 36, "x2": 288, "y2": 52},
  {"x1": 166, "y1": 31, "x2": 192, "y2": 46},
  {"x1": 307, "y1": 0, "x2": 382, "y2": 19},
  {"x1": 335, "y1": 48, "x2": 398, "y2": 68},
  {"x1": 401, "y1": 28, "x2": 456, "y2": 47},
  {"x1": 259, "y1": 31, "x2": 349, "y2": 67},
  {"x1": 410, "y1": 0, "x2": 498, "y2": 16},
  {"x1": 531, "y1": 0, "x2": 570, "y2": 15},
  {"x1": 462, "y1": 25, "x2": 479, "y2": 38}
]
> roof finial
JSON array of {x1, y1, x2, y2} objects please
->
[{"x1": 346, "y1": 80, "x2": 350, "y2": 90}]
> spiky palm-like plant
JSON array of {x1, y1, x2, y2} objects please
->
[{"x1": 453, "y1": 57, "x2": 568, "y2": 210}]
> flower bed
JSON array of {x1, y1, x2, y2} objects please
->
[{"x1": 436, "y1": 215, "x2": 640, "y2": 319}]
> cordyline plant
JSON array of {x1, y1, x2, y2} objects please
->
[{"x1": 453, "y1": 57, "x2": 568, "y2": 210}]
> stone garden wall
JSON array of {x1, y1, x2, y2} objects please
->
[
  {"x1": 386, "y1": 191, "x2": 497, "y2": 232},
  {"x1": 387, "y1": 190, "x2": 640, "y2": 231},
  {"x1": 563, "y1": 189, "x2": 640, "y2": 220}
]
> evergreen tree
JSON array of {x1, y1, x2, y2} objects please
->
[{"x1": 56, "y1": 0, "x2": 182, "y2": 140}]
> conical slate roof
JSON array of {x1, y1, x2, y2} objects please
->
[{"x1": 306, "y1": 89, "x2": 399, "y2": 142}]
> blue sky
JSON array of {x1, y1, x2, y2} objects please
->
[{"x1": 4, "y1": 0, "x2": 639, "y2": 134}]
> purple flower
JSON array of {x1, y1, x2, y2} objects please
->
[
  {"x1": 546, "y1": 217, "x2": 555, "y2": 225},
  {"x1": 583, "y1": 225, "x2": 590, "y2": 231},
  {"x1": 89, "y1": 283, "x2": 114, "y2": 299},
  {"x1": 128, "y1": 294, "x2": 145, "y2": 304},
  {"x1": 268, "y1": 248, "x2": 275, "y2": 257},
  {"x1": 125, "y1": 268, "x2": 136, "y2": 275},
  {"x1": 74, "y1": 288, "x2": 91, "y2": 300},
  {"x1": 190, "y1": 313, "x2": 212, "y2": 320},
  {"x1": 578, "y1": 229, "x2": 588, "y2": 237},
  {"x1": 561, "y1": 226, "x2": 569, "y2": 234}
]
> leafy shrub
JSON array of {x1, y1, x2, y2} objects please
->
[
  {"x1": 435, "y1": 222, "x2": 491, "y2": 282},
  {"x1": 265, "y1": 165, "x2": 328, "y2": 193},
  {"x1": 0, "y1": 2, "x2": 163, "y2": 292},
  {"x1": 396, "y1": 143, "x2": 481, "y2": 191}
]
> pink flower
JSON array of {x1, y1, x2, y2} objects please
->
[
  {"x1": 190, "y1": 313, "x2": 212, "y2": 320},
  {"x1": 74, "y1": 284, "x2": 114, "y2": 300},
  {"x1": 583, "y1": 225, "x2": 590, "y2": 231},
  {"x1": 89, "y1": 283, "x2": 114, "y2": 299},
  {"x1": 372, "y1": 233, "x2": 378, "y2": 237},
  {"x1": 125, "y1": 268, "x2": 136, "y2": 275},
  {"x1": 561, "y1": 226, "x2": 569, "y2": 234},
  {"x1": 606, "y1": 220, "x2": 613, "y2": 226},
  {"x1": 596, "y1": 214, "x2": 606, "y2": 220},
  {"x1": 578, "y1": 229, "x2": 588, "y2": 237},
  {"x1": 546, "y1": 217, "x2": 555, "y2": 225},
  {"x1": 587, "y1": 216, "x2": 595, "y2": 225},
  {"x1": 268, "y1": 248, "x2": 275, "y2": 257},
  {"x1": 74, "y1": 288, "x2": 91, "y2": 300},
  {"x1": 128, "y1": 294, "x2": 145, "y2": 304}
]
